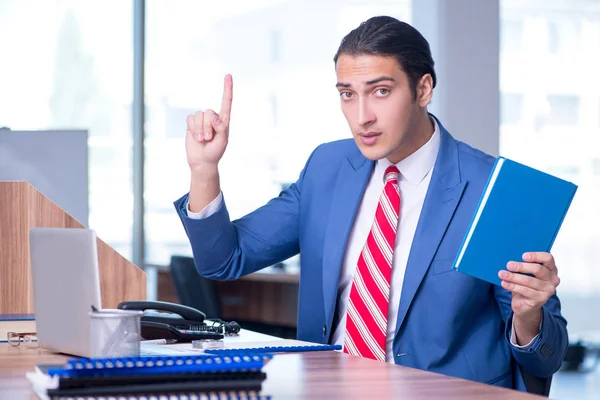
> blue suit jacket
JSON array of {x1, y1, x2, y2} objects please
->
[{"x1": 174, "y1": 117, "x2": 568, "y2": 391}]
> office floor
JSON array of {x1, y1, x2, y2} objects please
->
[{"x1": 551, "y1": 367, "x2": 600, "y2": 399}]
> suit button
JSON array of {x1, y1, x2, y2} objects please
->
[
  {"x1": 322, "y1": 325, "x2": 327, "y2": 337},
  {"x1": 540, "y1": 344, "x2": 552, "y2": 357}
]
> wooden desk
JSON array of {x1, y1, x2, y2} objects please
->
[{"x1": 0, "y1": 342, "x2": 541, "y2": 399}]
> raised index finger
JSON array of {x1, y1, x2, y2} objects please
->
[{"x1": 219, "y1": 74, "x2": 233, "y2": 124}]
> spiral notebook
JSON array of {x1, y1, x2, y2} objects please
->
[
  {"x1": 47, "y1": 354, "x2": 268, "y2": 377},
  {"x1": 28, "y1": 354, "x2": 271, "y2": 400},
  {"x1": 204, "y1": 343, "x2": 342, "y2": 356},
  {"x1": 140, "y1": 339, "x2": 343, "y2": 357}
]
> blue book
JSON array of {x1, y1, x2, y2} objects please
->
[{"x1": 451, "y1": 157, "x2": 577, "y2": 286}]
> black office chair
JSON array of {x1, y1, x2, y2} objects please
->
[
  {"x1": 168, "y1": 255, "x2": 297, "y2": 338},
  {"x1": 519, "y1": 364, "x2": 552, "y2": 396},
  {"x1": 169, "y1": 255, "x2": 221, "y2": 319}
]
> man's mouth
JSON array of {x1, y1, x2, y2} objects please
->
[{"x1": 358, "y1": 132, "x2": 382, "y2": 145}]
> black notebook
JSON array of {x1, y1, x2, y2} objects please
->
[
  {"x1": 47, "y1": 379, "x2": 268, "y2": 399},
  {"x1": 48, "y1": 391, "x2": 270, "y2": 400}
]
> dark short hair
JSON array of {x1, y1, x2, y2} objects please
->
[{"x1": 334, "y1": 16, "x2": 437, "y2": 99}]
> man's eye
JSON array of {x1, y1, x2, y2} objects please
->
[
  {"x1": 340, "y1": 92, "x2": 353, "y2": 100},
  {"x1": 376, "y1": 88, "x2": 390, "y2": 96}
]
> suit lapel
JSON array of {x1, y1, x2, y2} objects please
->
[
  {"x1": 322, "y1": 154, "x2": 373, "y2": 327},
  {"x1": 394, "y1": 119, "x2": 467, "y2": 335}
]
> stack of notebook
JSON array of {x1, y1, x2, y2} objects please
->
[{"x1": 27, "y1": 353, "x2": 271, "y2": 400}]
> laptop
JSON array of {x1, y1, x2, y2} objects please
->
[{"x1": 29, "y1": 228, "x2": 102, "y2": 357}]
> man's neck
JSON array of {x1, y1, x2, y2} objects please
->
[{"x1": 387, "y1": 114, "x2": 435, "y2": 164}]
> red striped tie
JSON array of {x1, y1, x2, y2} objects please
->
[{"x1": 343, "y1": 165, "x2": 400, "y2": 361}]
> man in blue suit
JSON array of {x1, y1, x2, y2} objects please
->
[{"x1": 174, "y1": 16, "x2": 567, "y2": 392}]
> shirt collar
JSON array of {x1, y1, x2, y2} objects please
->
[{"x1": 375, "y1": 117, "x2": 441, "y2": 187}]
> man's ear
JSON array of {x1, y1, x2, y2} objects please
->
[{"x1": 417, "y1": 74, "x2": 433, "y2": 108}]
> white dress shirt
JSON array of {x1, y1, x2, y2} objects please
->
[
  {"x1": 188, "y1": 191, "x2": 224, "y2": 219},
  {"x1": 186, "y1": 118, "x2": 537, "y2": 361}
]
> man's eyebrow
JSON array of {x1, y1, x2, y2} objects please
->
[
  {"x1": 336, "y1": 82, "x2": 351, "y2": 88},
  {"x1": 335, "y1": 76, "x2": 395, "y2": 88},
  {"x1": 365, "y1": 76, "x2": 395, "y2": 85}
]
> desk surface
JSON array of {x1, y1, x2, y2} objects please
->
[
  {"x1": 239, "y1": 267, "x2": 299, "y2": 284},
  {"x1": 1, "y1": 336, "x2": 541, "y2": 399},
  {"x1": 150, "y1": 263, "x2": 300, "y2": 285}
]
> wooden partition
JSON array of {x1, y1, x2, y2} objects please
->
[
  {"x1": 0, "y1": 181, "x2": 146, "y2": 313},
  {"x1": 156, "y1": 266, "x2": 299, "y2": 327}
]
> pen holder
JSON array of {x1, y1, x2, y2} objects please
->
[{"x1": 89, "y1": 309, "x2": 143, "y2": 358}]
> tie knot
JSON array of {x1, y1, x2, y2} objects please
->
[{"x1": 384, "y1": 166, "x2": 399, "y2": 184}]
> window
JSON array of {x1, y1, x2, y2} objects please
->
[
  {"x1": 547, "y1": 19, "x2": 580, "y2": 54},
  {"x1": 592, "y1": 159, "x2": 600, "y2": 176},
  {"x1": 143, "y1": 0, "x2": 412, "y2": 265},
  {"x1": 501, "y1": 1, "x2": 600, "y2": 338},
  {"x1": 548, "y1": 21, "x2": 561, "y2": 53},
  {"x1": 0, "y1": 0, "x2": 134, "y2": 260},
  {"x1": 270, "y1": 93, "x2": 279, "y2": 127},
  {"x1": 547, "y1": 95, "x2": 580, "y2": 126},
  {"x1": 501, "y1": 19, "x2": 524, "y2": 53},
  {"x1": 500, "y1": 93, "x2": 524, "y2": 125},
  {"x1": 270, "y1": 30, "x2": 281, "y2": 63}
]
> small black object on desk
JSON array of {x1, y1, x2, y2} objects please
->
[{"x1": 117, "y1": 300, "x2": 240, "y2": 342}]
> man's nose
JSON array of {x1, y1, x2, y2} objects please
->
[{"x1": 357, "y1": 98, "x2": 376, "y2": 126}]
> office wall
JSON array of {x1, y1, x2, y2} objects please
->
[
  {"x1": 0, "y1": 129, "x2": 89, "y2": 226},
  {"x1": 412, "y1": 0, "x2": 500, "y2": 157}
]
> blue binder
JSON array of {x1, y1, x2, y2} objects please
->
[{"x1": 451, "y1": 157, "x2": 577, "y2": 286}]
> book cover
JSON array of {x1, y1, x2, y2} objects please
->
[{"x1": 452, "y1": 157, "x2": 578, "y2": 286}]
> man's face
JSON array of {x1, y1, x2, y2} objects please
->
[{"x1": 335, "y1": 54, "x2": 429, "y2": 163}]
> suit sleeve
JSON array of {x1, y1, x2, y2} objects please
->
[
  {"x1": 493, "y1": 285, "x2": 568, "y2": 377},
  {"x1": 173, "y1": 147, "x2": 318, "y2": 281}
]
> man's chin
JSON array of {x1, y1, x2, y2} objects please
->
[{"x1": 355, "y1": 142, "x2": 388, "y2": 161}]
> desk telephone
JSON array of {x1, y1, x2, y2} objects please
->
[{"x1": 117, "y1": 300, "x2": 240, "y2": 342}]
